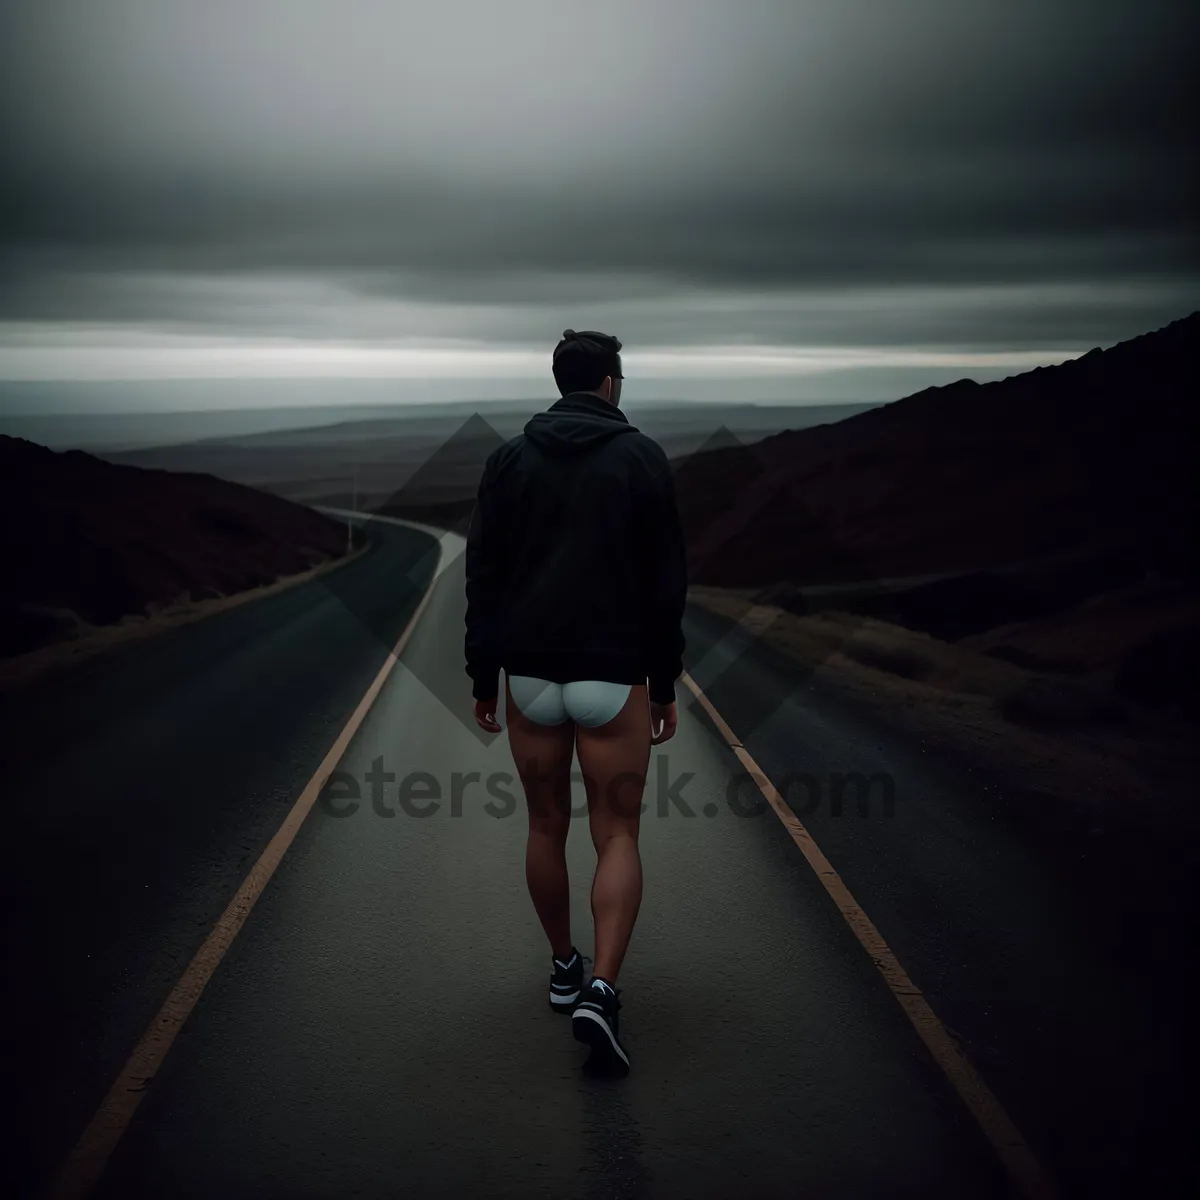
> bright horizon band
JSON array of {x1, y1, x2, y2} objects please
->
[{"x1": 0, "y1": 331, "x2": 1085, "y2": 382}]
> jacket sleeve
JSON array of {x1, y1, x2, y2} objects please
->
[
  {"x1": 635, "y1": 442, "x2": 689, "y2": 705},
  {"x1": 464, "y1": 452, "x2": 506, "y2": 702}
]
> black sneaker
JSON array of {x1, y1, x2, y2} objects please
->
[
  {"x1": 549, "y1": 948, "x2": 585, "y2": 1012},
  {"x1": 572, "y1": 977, "x2": 629, "y2": 1074}
]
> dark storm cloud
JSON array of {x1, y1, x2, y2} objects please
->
[
  {"x1": 2, "y1": 146, "x2": 1192, "y2": 295},
  {"x1": 0, "y1": 0, "x2": 1197, "y2": 356}
]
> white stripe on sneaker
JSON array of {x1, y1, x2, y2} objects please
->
[{"x1": 572, "y1": 1007, "x2": 629, "y2": 1066}]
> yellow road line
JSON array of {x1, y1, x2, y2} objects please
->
[
  {"x1": 44, "y1": 535, "x2": 446, "y2": 1200},
  {"x1": 680, "y1": 669, "x2": 1058, "y2": 1200}
]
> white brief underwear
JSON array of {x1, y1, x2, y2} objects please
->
[{"x1": 508, "y1": 676, "x2": 633, "y2": 727}]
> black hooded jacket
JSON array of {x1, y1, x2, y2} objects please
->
[{"x1": 464, "y1": 391, "x2": 688, "y2": 706}]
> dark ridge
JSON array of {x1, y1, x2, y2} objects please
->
[
  {"x1": 0, "y1": 435, "x2": 349, "y2": 657},
  {"x1": 674, "y1": 311, "x2": 1199, "y2": 589}
]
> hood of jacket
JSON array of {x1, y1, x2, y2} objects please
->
[{"x1": 523, "y1": 391, "x2": 640, "y2": 456}]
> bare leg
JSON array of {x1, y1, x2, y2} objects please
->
[
  {"x1": 506, "y1": 677, "x2": 577, "y2": 961},
  {"x1": 576, "y1": 684, "x2": 652, "y2": 983}
]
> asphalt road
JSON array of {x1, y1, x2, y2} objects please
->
[
  {"x1": 0, "y1": 517, "x2": 439, "y2": 1199},
  {"x1": 2, "y1": 514, "x2": 1192, "y2": 1199}
]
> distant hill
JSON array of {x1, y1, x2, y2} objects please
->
[
  {"x1": 676, "y1": 312, "x2": 1199, "y2": 589},
  {"x1": 98, "y1": 401, "x2": 878, "y2": 509},
  {"x1": 0, "y1": 436, "x2": 349, "y2": 657}
]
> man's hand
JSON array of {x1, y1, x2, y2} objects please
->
[
  {"x1": 650, "y1": 700, "x2": 677, "y2": 744},
  {"x1": 474, "y1": 697, "x2": 502, "y2": 733}
]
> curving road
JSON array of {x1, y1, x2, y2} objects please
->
[{"x1": 2, "y1": 513, "x2": 1191, "y2": 1199}]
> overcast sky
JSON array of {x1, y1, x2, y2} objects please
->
[{"x1": 1, "y1": 0, "x2": 1196, "y2": 406}]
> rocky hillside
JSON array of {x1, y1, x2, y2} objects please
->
[
  {"x1": 674, "y1": 311, "x2": 1198, "y2": 589},
  {"x1": 0, "y1": 436, "x2": 350, "y2": 657}
]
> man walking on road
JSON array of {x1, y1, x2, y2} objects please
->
[{"x1": 464, "y1": 329, "x2": 689, "y2": 1075}]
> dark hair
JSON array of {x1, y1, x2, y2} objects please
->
[{"x1": 551, "y1": 329, "x2": 623, "y2": 395}]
